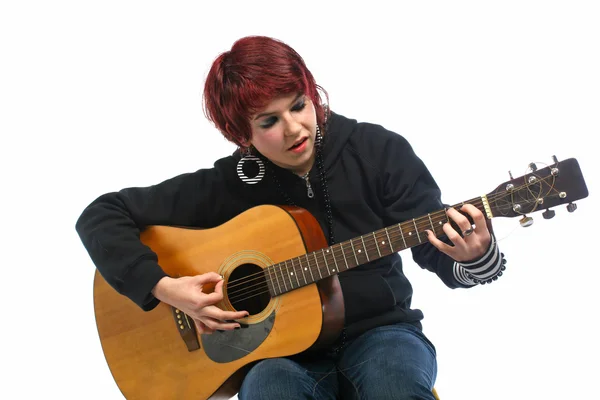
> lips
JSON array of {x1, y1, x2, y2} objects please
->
[{"x1": 288, "y1": 137, "x2": 307, "y2": 150}]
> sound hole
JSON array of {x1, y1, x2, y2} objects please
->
[{"x1": 227, "y1": 263, "x2": 271, "y2": 315}]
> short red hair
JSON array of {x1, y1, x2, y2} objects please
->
[{"x1": 203, "y1": 36, "x2": 328, "y2": 148}]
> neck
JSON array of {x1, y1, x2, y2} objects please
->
[
  {"x1": 265, "y1": 196, "x2": 488, "y2": 296},
  {"x1": 291, "y1": 152, "x2": 315, "y2": 177},
  {"x1": 298, "y1": 170, "x2": 311, "y2": 178}
]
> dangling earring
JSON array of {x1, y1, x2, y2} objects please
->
[
  {"x1": 315, "y1": 124, "x2": 323, "y2": 148},
  {"x1": 236, "y1": 147, "x2": 265, "y2": 185}
]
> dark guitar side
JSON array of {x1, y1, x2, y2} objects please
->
[{"x1": 280, "y1": 206, "x2": 345, "y2": 348}]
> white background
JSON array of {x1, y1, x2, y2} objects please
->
[{"x1": 1, "y1": 1, "x2": 598, "y2": 399}]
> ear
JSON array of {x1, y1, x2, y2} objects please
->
[{"x1": 239, "y1": 138, "x2": 252, "y2": 149}]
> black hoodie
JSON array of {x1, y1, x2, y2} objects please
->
[{"x1": 76, "y1": 111, "x2": 501, "y2": 340}]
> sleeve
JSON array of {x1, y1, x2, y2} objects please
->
[
  {"x1": 375, "y1": 128, "x2": 505, "y2": 289},
  {"x1": 75, "y1": 157, "x2": 239, "y2": 310}
]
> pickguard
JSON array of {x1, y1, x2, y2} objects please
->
[{"x1": 201, "y1": 312, "x2": 275, "y2": 363}]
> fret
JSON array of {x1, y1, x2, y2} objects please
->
[
  {"x1": 360, "y1": 236, "x2": 370, "y2": 261},
  {"x1": 296, "y1": 257, "x2": 307, "y2": 285},
  {"x1": 313, "y1": 253, "x2": 323, "y2": 279},
  {"x1": 385, "y1": 228, "x2": 394, "y2": 252},
  {"x1": 329, "y1": 247, "x2": 340, "y2": 272},
  {"x1": 290, "y1": 260, "x2": 300, "y2": 287},
  {"x1": 267, "y1": 265, "x2": 277, "y2": 296},
  {"x1": 340, "y1": 242, "x2": 350, "y2": 269},
  {"x1": 304, "y1": 254, "x2": 315, "y2": 282},
  {"x1": 284, "y1": 261, "x2": 295, "y2": 289},
  {"x1": 322, "y1": 249, "x2": 334, "y2": 275},
  {"x1": 279, "y1": 263, "x2": 288, "y2": 292},
  {"x1": 412, "y1": 218, "x2": 421, "y2": 243},
  {"x1": 273, "y1": 265, "x2": 282, "y2": 295},
  {"x1": 350, "y1": 239, "x2": 360, "y2": 265},
  {"x1": 268, "y1": 266, "x2": 277, "y2": 295},
  {"x1": 373, "y1": 232, "x2": 382, "y2": 257},
  {"x1": 398, "y1": 224, "x2": 407, "y2": 248},
  {"x1": 427, "y1": 213, "x2": 435, "y2": 232}
]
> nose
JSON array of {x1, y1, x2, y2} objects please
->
[{"x1": 282, "y1": 112, "x2": 303, "y2": 137}]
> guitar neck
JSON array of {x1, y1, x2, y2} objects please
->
[{"x1": 265, "y1": 196, "x2": 487, "y2": 296}]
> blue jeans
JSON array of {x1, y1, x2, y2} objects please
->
[{"x1": 238, "y1": 323, "x2": 437, "y2": 400}]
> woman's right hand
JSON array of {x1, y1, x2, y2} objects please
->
[{"x1": 151, "y1": 272, "x2": 249, "y2": 334}]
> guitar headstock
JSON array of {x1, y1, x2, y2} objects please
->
[{"x1": 486, "y1": 157, "x2": 588, "y2": 224}]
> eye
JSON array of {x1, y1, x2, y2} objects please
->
[
  {"x1": 258, "y1": 97, "x2": 307, "y2": 129},
  {"x1": 260, "y1": 117, "x2": 277, "y2": 129},
  {"x1": 291, "y1": 99, "x2": 306, "y2": 112}
]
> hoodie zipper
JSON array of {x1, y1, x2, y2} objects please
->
[{"x1": 300, "y1": 172, "x2": 314, "y2": 198}]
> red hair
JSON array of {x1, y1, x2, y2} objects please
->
[{"x1": 203, "y1": 36, "x2": 329, "y2": 148}]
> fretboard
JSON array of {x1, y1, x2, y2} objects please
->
[{"x1": 264, "y1": 197, "x2": 486, "y2": 296}]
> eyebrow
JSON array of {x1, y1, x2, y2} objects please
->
[{"x1": 253, "y1": 93, "x2": 304, "y2": 121}]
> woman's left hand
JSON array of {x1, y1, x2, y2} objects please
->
[{"x1": 426, "y1": 204, "x2": 492, "y2": 262}]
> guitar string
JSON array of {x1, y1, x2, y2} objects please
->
[
  {"x1": 228, "y1": 205, "x2": 486, "y2": 302},
  {"x1": 226, "y1": 177, "x2": 555, "y2": 293},
  {"x1": 225, "y1": 172, "x2": 560, "y2": 302},
  {"x1": 229, "y1": 216, "x2": 555, "y2": 303},
  {"x1": 227, "y1": 200, "x2": 563, "y2": 305},
  {"x1": 226, "y1": 187, "x2": 558, "y2": 303},
  {"x1": 225, "y1": 176, "x2": 558, "y2": 301}
]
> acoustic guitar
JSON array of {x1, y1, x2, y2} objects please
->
[{"x1": 93, "y1": 157, "x2": 588, "y2": 399}]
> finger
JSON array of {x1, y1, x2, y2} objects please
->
[
  {"x1": 194, "y1": 277, "x2": 225, "y2": 308},
  {"x1": 200, "y1": 316, "x2": 241, "y2": 331},
  {"x1": 446, "y1": 208, "x2": 473, "y2": 233},
  {"x1": 195, "y1": 320, "x2": 215, "y2": 335},
  {"x1": 425, "y1": 230, "x2": 458, "y2": 258},
  {"x1": 460, "y1": 204, "x2": 487, "y2": 230},
  {"x1": 195, "y1": 272, "x2": 224, "y2": 285},
  {"x1": 442, "y1": 221, "x2": 466, "y2": 246},
  {"x1": 200, "y1": 289, "x2": 225, "y2": 307},
  {"x1": 214, "y1": 279, "x2": 224, "y2": 294},
  {"x1": 204, "y1": 307, "x2": 249, "y2": 321}
]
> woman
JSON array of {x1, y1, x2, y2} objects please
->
[{"x1": 76, "y1": 35, "x2": 505, "y2": 399}]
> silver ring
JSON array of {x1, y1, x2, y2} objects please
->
[{"x1": 463, "y1": 228, "x2": 474, "y2": 236}]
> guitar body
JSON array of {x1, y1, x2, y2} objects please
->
[{"x1": 93, "y1": 205, "x2": 345, "y2": 399}]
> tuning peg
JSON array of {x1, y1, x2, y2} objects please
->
[
  {"x1": 542, "y1": 209, "x2": 555, "y2": 219},
  {"x1": 520, "y1": 216, "x2": 534, "y2": 227},
  {"x1": 509, "y1": 170, "x2": 514, "y2": 179},
  {"x1": 567, "y1": 203, "x2": 577, "y2": 213},
  {"x1": 529, "y1": 162, "x2": 538, "y2": 171}
]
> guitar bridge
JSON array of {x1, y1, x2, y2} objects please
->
[{"x1": 172, "y1": 307, "x2": 200, "y2": 352}]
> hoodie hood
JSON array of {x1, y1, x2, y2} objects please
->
[{"x1": 321, "y1": 111, "x2": 358, "y2": 171}]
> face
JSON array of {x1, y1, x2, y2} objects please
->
[{"x1": 249, "y1": 92, "x2": 317, "y2": 176}]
